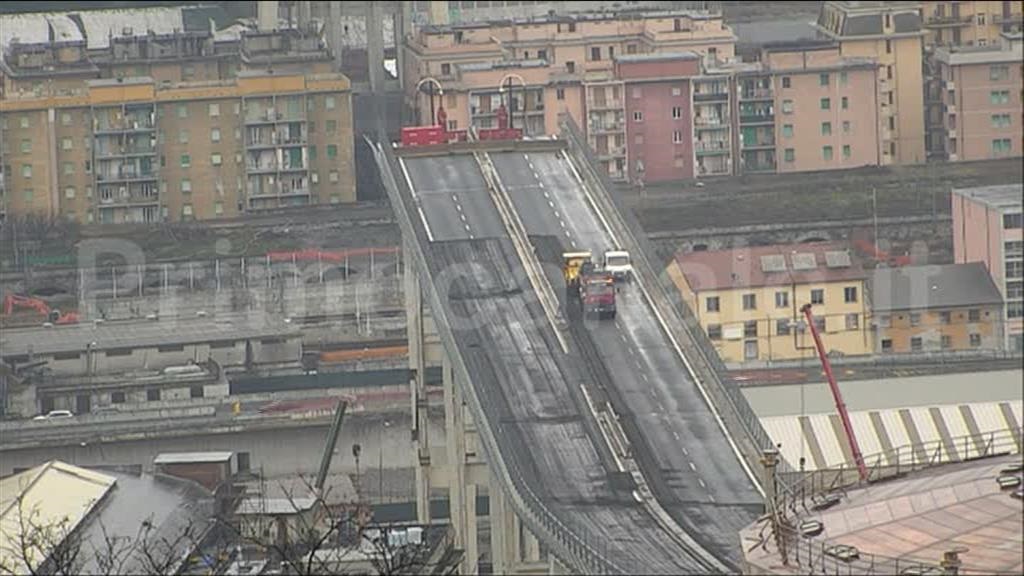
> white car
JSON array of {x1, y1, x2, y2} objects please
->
[
  {"x1": 603, "y1": 250, "x2": 633, "y2": 282},
  {"x1": 32, "y1": 410, "x2": 74, "y2": 421}
]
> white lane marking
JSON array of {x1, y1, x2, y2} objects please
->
[
  {"x1": 460, "y1": 213, "x2": 467, "y2": 222},
  {"x1": 559, "y1": 220, "x2": 566, "y2": 228},
  {"x1": 619, "y1": 334, "x2": 627, "y2": 342},
  {"x1": 548, "y1": 200, "x2": 555, "y2": 208},
  {"x1": 543, "y1": 191, "x2": 550, "y2": 198},
  {"x1": 399, "y1": 157, "x2": 433, "y2": 242},
  {"x1": 628, "y1": 347, "x2": 636, "y2": 356},
  {"x1": 469, "y1": 234, "x2": 476, "y2": 239},
  {"x1": 682, "y1": 447, "x2": 689, "y2": 456},
  {"x1": 554, "y1": 210, "x2": 560, "y2": 218},
  {"x1": 709, "y1": 494, "x2": 716, "y2": 503},
  {"x1": 571, "y1": 240, "x2": 578, "y2": 248},
  {"x1": 455, "y1": 203, "x2": 463, "y2": 212},
  {"x1": 698, "y1": 478, "x2": 707, "y2": 489},
  {"x1": 533, "y1": 171, "x2": 540, "y2": 179},
  {"x1": 672, "y1": 431, "x2": 680, "y2": 440},
  {"x1": 641, "y1": 373, "x2": 649, "y2": 383},
  {"x1": 538, "y1": 181, "x2": 545, "y2": 189},
  {"x1": 688, "y1": 461, "x2": 696, "y2": 472},
  {"x1": 564, "y1": 231, "x2": 571, "y2": 237},
  {"x1": 463, "y1": 224, "x2": 471, "y2": 231},
  {"x1": 648, "y1": 389, "x2": 658, "y2": 400}
]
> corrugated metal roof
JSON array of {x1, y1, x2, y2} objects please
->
[
  {"x1": 952, "y1": 184, "x2": 1024, "y2": 211},
  {"x1": 237, "y1": 497, "x2": 317, "y2": 515},
  {"x1": 153, "y1": 451, "x2": 233, "y2": 464},
  {"x1": 74, "y1": 7, "x2": 185, "y2": 50},
  {"x1": 0, "y1": 461, "x2": 116, "y2": 574}
]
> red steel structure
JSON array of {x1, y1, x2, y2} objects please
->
[{"x1": 800, "y1": 303, "x2": 867, "y2": 481}]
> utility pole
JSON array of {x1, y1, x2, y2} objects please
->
[{"x1": 872, "y1": 186, "x2": 879, "y2": 255}]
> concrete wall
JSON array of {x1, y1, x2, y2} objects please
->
[{"x1": 951, "y1": 58, "x2": 1024, "y2": 161}]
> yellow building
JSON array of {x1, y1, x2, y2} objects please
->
[
  {"x1": 921, "y1": 1, "x2": 1024, "y2": 48},
  {"x1": 0, "y1": 71, "x2": 354, "y2": 223},
  {"x1": 869, "y1": 262, "x2": 1006, "y2": 353},
  {"x1": 816, "y1": 1, "x2": 927, "y2": 165},
  {"x1": 669, "y1": 242, "x2": 870, "y2": 364}
]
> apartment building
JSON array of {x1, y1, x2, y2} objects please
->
[
  {"x1": 0, "y1": 71, "x2": 354, "y2": 223},
  {"x1": 869, "y1": 263, "x2": 1005, "y2": 353},
  {"x1": 927, "y1": 32, "x2": 1023, "y2": 161},
  {"x1": 815, "y1": 1, "x2": 926, "y2": 165},
  {"x1": 952, "y1": 184, "x2": 1024, "y2": 351},
  {"x1": 403, "y1": 9, "x2": 737, "y2": 179},
  {"x1": 759, "y1": 41, "x2": 881, "y2": 174},
  {"x1": 668, "y1": 242, "x2": 871, "y2": 364},
  {"x1": 921, "y1": 1, "x2": 1024, "y2": 48}
]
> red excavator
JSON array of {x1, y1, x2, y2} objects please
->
[{"x1": 2, "y1": 294, "x2": 79, "y2": 325}]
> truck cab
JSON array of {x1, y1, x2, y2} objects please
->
[
  {"x1": 580, "y1": 271, "x2": 617, "y2": 319},
  {"x1": 603, "y1": 250, "x2": 632, "y2": 282}
]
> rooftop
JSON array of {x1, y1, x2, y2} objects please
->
[
  {"x1": 935, "y1": 41, "x2": 1024, "y2": 66},
  {"x1": 614, "y1": 51, "x2": 700, "y2": 63},
  {"x1": 952, "y1": 184, "x2": 1024, "y2": 212},
  {"x1": 419, "y1": 8, "x2": 721, "y2": 34},
  {"x1": 0, "y1": 313, "x2": 298, "y2": 358},
  {"x1": 153, "y1": 451, "x2": 234, "y2": 465},
  {"x1": 869, "y1": 263, "x2": 1005, "y2": 312},
  {"x1": 675, "y1": 242, "x2": 867, "y2": 292},
  {"x1": 237, "y1": 497, "x2": 318, "y2": 516}
]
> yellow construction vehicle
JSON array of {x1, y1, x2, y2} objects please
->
[{"x1": 562, "y1": 251, "x2": 593, "y2": 296}]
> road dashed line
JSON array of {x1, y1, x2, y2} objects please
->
[
  {"x1": 682, "y1": 447, "x2": 689, "y2": 456},
  {"x1": 688, "y1": 461, "x2": 697, "y2": 472},
  {"x1": 672, "y1": 431, "x2": 680, "y2": 440},
  {"x1": 698, "y1": 478, "x2": 707, "y2": 489},
  {"x1": 641, "y1": 373, "x2": 649, "y2": 383}
]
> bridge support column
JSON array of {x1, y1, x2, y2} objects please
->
[
  {"x1": 490, "y1": 481, "x2": 516, "y2": 575},
  {"x1": 523, "y1": 528, "x2": 541, "y2": 563},
  {"x1": 406, "y1": 240, "x2": 432, "y2": 525},
  {"x1": 443, "y1": 351, "x2": 479, "y2": 573}
]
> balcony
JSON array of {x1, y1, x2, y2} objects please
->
[
  {"x1": 587, "y1": 98, "x2": 623, "y2": 111},
  {"x1": 279, "y1": 163, "x2": 308, "y2": 172},
  {"x1": 695, "y1": 140, "x2": 730, "y2": 155},
  {"x1": 925, "y1": 13, "x2": 973, "y2": 27},
  {"x1": 993, "y1": 13, "x2": 1023, "y2": 24},
  {"x1": 589, "y1": 121, "x2": 624, "y2": 134},
  {"x1": 694, "y1": 116, "x2": 729, "y2": 129},
  {"x1": 740, "y1": 88, "x2": 773, "y2": 101},
  {"x1": 246, "y1": 163, "x2": 279, "y2": 174},
  {"x1": 245, "y1": 110, "x2": 306, "y2": 125},
  {"x1": 94, "y1": 120, "x2": 155, "y2": 134},
  {"x1": 280, "y1": 187, "x2": 311, "y2": 197},
  {"x1": 596, "y1": 146, "x2": 626, "y2": 159},
  {"x1": 95, "y1": 170, "x2": 156, "y2": 183},
  {"x1": 739, "y1": 113, "x2": 774, "y2": 125},
  {"x1": 94, "y1": 146, "x2": 156, "y2": 158},
  {"x1": 693, "y1": 91, "x2": 728, "y2": 102},
  {"x1": 742, "y1": 139, "x2": 776, "y2": 150}
]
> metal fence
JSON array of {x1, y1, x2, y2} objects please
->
[{"x1": 766, "y1": 427, "x2": 1024, "y2": 575}]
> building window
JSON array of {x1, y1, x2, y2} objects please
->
[
  {"x1": 181, "y1": 154, "x2": 191, "y2": 167},
  {"x1": 62, "y1": 162, "x2": 73, "y2": 175},
  {"x1": 990, "y1": 65, "x2": 1009, "y2": 81},
  {"x1": 182, "y1": 204, "x2": 193, "y2": 218},
  {"x1": 886, "y1": 39, "x2": 892, "y2": 54},
  {"x1": 1008, "y1": 280, "x2": 1023, "y2": 299},
  {"x1": 992, "y1": 138, "x2": 1013, "y2": 156},
  {"x1": 820, "y1": 97, "x2": 831, "y2": 110},
  {"x1": 179, "y1": 129, "x2": 189, "y2": 144},
  {"x1": 672, "y1": 131, "x2": 683, "y2": 144},
  {"x1": 822, "y1": 122, "x2": 832, "y2": 136},
  {"x1": 968, "y1": 309, "x2": 981, "y2": 322},
  {"x1": 910, "y1": 312, "x2": 921, "y2": 326},
  {"x1": 819, "y1": 73, "x2": 829, "y2": 86},
  {"x1": 782, "y1": 76, "x2": 791, "y2": 89},
  {"x1": 879, "y1": 315, "x2": 891, "y2": 328},
  {"x1": 672, "y1": 106, "x2": 682, "y2": 120},
  {"x1": 672, "y1": 87, "x2": 681, "y2": 96},
  {"x1": 823, "y1": 146, "x2": 834, "y2": 161},
  {"x1": 181, "y1": 179, "x2": 192, "y2": 193},
  {"x1": 743, "y1": 293, "x2": 757, "y2": 310},
  {"x1": 211, "y1": 153, "x2": 222, "y2": 166},
  {"x1": 590, "y1": 46, "x2": 601, "y2": 61},
  {"x1": 60, "y1": 112, "x2": 72, "y2": 125},
  {"x1": 1004, "y1": 213, "x2": 1023, "y2": 229},
  {"x1": 814, "y1": 316, "x2": 826, "y2": 333},
  {"x1": 20, "y1": 139, "x2": 31, "y2": 154},
  {"x1": 707, "y1": 324, "x2": 722, "y2": 340},
  {"x1": 327, "y1": 120, "x2": 337, "y2": 134},
  {"x1": 775, "y1": 291, "x2": 789, "y2": 308},
  {"x1": 784, "y1": 148, "x2": 795, "y2": 162},
  {"x1": 325, "y1": 95, "x2": 336, "y2": 110},
  {"x1": 538, "y1": 49, "x2": 547, "y2": 60},
  {"x1": 1008, "y1": 302, "x2": 1023, "y2": 319},
  {"x1": 782, "y1": 99, "x2": 793, "y2": 114},
  {"x1": 448, "y1": 120, "x2": 458, "y2": 131},
  {"x1": 557, "y1": 88, "x2": 565, "y2": 100},
  {"x1": 881, "y1": 339, "x2": 893, "y2": 353},
  {"x1": 633, "y1": 111, "x2": 643, "y2": 122},
  {"x1": 1007, "y1": 241, "x2": 1024, "y2": 257},
  {"x1": 989, "y1": 90, "x2": 1010, "y2": 104},
  {"x1": 635, "y1": 135, "x2": 644, "y2": 145},
  {"x1": 706, "y1": 296, "x2": 720, "y2": 312},
  {"x1": 327, "y1": 144, "x2": 338, "y2": 158},
  {"x1": 940, "y1": 311, "x2": 951, "y2": 325},
  {"x1": 941, "y1": 335, "x2": 952, "y2": 350},
  {"x1": 177, "y1": 104, "x2": 188, "y2": 118},
  {"x1": 842, "y1": 144, "x2": 851, "y2": 159},
  {"x1": 991, "y1": 113, "x2": 1012, "y2": 128},
  {"x1": 111, "y1": 391, "x2": 126, "y2": 404},
  {"x1": 22, "y1": 189, "x2": 33, "y2": 202},
  {"x1": 845, "y1": 313, "x2": 859, "y2": 330},
  {"x1": 782, "y1": 124, "x2": 793, "y2": 138},
  {"x1": 208, "y1": 103, "x2": 221, "y2": 117},
  {"x1": 744, "y1": 320, "x2": 758, "y2": 337},
  {"x1": 147, "y1": 388, "x2": 160, "y2": 401},
  {"x1": 329, "y1": 170, "x2": 339, "y2": 183},
  {"x1": 566, "y1": 61, "x2": 575, "y2": 73},
  {"x1": 777, "y1": 319, "x2": 791, "y2": 335},
  {"x1": 843, "y1": 120, "x2": 851, "y2": 134},
  {"x1": 811, "y1": 289, "x2": 824, "y2": 305},
  {"x1": 977, "y1": 13, "x2": 986, "y2": 24},
  {"x1": 190, "y1": 386, "x2": 204, "y2": 398},
  {"x1": 841, "y1": 96, "x2": 849, "y2": 110},
  {"x1": 969, "y1": 333, "x2": 981, "y2": 347},
  {"x1": 61, "y1": 137, "x2": 73, "y2": 151},
  {"x1": 844, "y1": 286, "x2": 858, "y2": 303},
  {"x1": 911, "y1": 337, "x2": 923, "y2": 352},
  {"x1": 64, "y1": 187, "x2": 75, "y2": 199},
  {"x1": 20, "y1": 116, "x2": 29, "y2": 128},
  {"x1": 21, "y1": 164, "x2": 31, "y2": 178},
  {"x1": 840, "y1": 71, "x2": 848, "y2": 85}
]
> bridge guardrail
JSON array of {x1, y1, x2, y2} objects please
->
[
  {"x1": 373, "y1": 136, "x2": 622, "y2": 574},
  {"x1": 764, "y1": 427, "x2": 1023, "y2": 575}
]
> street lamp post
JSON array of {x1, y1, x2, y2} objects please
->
[
  {"x1": 415, "y1": 77, "x2": 444, "y2": 126},
  {"x1": 498, "y1": 73, "x2": 527, "y2": 133}
]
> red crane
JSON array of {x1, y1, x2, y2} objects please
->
[
  {"x1": 2, "y1": 294, "x2": 79, "y2": 324},
  {"x1": 801, "y1": 303, "x2": 867, "y2": 481}
]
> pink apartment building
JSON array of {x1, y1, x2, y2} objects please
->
[{"x1": 952, "y1": 184, "x2": 1024, "y2": 351}]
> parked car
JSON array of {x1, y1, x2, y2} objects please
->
[{"x1": 32, "y1": 410, "x2": 75, "y2": 421}]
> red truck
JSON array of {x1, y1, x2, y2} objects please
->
[{"x1": 580, "y1": 271, "x2": 617, "y2": 319}]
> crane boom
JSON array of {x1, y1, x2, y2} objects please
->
[{"x1": 800, "y1": 304, "x2": 867, "y2": 481}]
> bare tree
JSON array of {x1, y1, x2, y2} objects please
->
[{"x1": 0, "y1": 495, "x2": 83, "y2": 576}]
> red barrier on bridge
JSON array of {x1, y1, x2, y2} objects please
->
[
  {"x1": 477, "y1": 128, "x2": 523, "y2": 141},
  {"x1": 401, "y1": 125, "x2": 447, "y2": 147}
]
